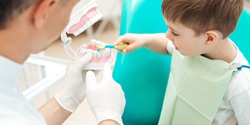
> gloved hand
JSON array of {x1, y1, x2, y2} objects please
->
[
  {"x1": 55, "y1": 53, "x2": 92, "y2": 112},
  {"x1": 86, "y1": 64, "x2": 125, "y2": 125}
]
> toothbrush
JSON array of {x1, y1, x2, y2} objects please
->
[{"x1": 97, "y1": 43, "x2": 128, "y2": 51}]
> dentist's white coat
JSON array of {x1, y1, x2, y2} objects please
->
[{"x1": 0, "y1": 56, "x2": 46, "y2": 125}]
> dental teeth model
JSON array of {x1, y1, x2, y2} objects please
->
[
  {"x1": 61, "y1": 0, "x2": 115, "y2": 70},
  {"x1": 75, "y1": 39, "x2": 115, "y2": 70}
]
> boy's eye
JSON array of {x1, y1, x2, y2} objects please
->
[{"x1": 172, "y1": 32, "x2": 179, "y2": 36}]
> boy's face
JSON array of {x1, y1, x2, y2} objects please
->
[{"x1": 165, "y1": 20, "x2": 209, "y2": 56}]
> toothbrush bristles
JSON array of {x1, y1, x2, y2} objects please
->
[{"x1": 97, "y1": 43, "x2": 128, "y2": 51}]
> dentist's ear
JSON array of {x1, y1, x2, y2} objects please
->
[
  {"x1": 205, "y1": 30, "x2": 219, "y2": 46},
  {"x1": 32, "y1": 0, "x2": 57, "y2": 28}
]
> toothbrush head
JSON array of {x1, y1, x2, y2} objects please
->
[
  {"x1": 97, "y1": 43, "x2": 128, "y2": 51},
  {"x1": 97, "y1": 45, "x2": 115, "y2": 51},
  {"x1": 97, "y1": 45, "x2": 106, "y2": 51}
]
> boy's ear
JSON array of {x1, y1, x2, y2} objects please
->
[
  {"x1": 205, "y1": 30, "x2": 219, "y2": 46},
  {"x1": 32, "y1": 0, "x2": 57, "y2": 28}
]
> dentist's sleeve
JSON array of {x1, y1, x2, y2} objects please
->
[{"x1": 85, "y1": 64, "x2": 125, "y2": 125}]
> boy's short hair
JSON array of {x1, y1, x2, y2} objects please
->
[
  {"x1": 0, "y1": 0, "x2": 68, "y2": 29},
  {"x1": 161, "y1": 0, "x2": 244, "y2": 39}
]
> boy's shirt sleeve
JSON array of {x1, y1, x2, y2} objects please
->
[
  {"x1": 166, "y1": 40, "x2": 175, "y2": 55},
  {"x1": 228, "y1": 68, "x2": 250, "y2": 125},
  {"x1": 230, "y1": 88, "x2": 250, "y2": 125}
]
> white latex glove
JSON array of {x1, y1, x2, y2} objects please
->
[
  {"x1": 86, "y1": 64, "x2": 125, "y2": 125},
  {"x1": 55, "y1": 53, "x2": 92, "y2": 112}
]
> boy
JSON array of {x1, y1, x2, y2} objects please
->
[{"x1": 115, "y1": 0, "x2": 250, "y2": 124}]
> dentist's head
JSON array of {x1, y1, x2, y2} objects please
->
[{"x1": 0, "y1": 0, "x2": 78, "y2": 63}]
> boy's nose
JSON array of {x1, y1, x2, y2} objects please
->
[{"x1": 165, "y1": 30, "x2": 174, "y2": 41}]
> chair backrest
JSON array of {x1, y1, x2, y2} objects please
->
[
  {"x1": 229, "y1": 9, "x2": 250, "y2": 61},
  {"x1": 113, "y1": 0, "x2": 170, "y2": 124}
]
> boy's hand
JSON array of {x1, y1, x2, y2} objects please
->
[
  {"x1": 115, "y1": 33, "x2": 169, "y2": 54},
  {"x1": 114, "y1": 33, "x2": 147, "y2": 54}
]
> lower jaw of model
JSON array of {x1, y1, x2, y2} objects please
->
[
  {"x1": 75, "y1": 39, "x2": 115, "y2": 70},
  {"x1": 60, "y1": 0, "x2": 115, "y2": 70}
]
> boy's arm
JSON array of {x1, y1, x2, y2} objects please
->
[
  {"x1": 115, "y1": 33, "x2": 169, "y2": 54},
  {"x1": 230, "y1": 89, "x2": 250, "y2": 124},
  {"x1": 143, "y1": 33, "x2": 169, "y2": 54}
]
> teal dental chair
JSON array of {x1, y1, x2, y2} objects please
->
[
  {"x1": 230, "y1": 9, "x2": 250, "y2": 61},
  {"x1": 113, "y1": 0, "x2": 250, "y2": 124},
  {"x1": 113, "y1": 0, "x2": 170, "y2": 125}
]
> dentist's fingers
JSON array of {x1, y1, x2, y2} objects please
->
[
  {"x1": 102, "y1": 63, "x2": 112, "y2": 81},
  {"x1": 86, "y1": 70, "x2": 97, "y2": 90},
  {"x1": 74, "y1": 53, "x2": 93, "y2": 69}
]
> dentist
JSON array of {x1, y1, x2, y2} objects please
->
[{"x1": 0, "y1": 0, "x2": 125, "y2": 125}]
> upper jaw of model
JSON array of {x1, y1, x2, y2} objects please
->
[
  {"x1": 68, "y1": 7, "x2": 102, "y2": 36},
  {"x1": 65, "y1": 0, "x2": 102, "y2": 36}
]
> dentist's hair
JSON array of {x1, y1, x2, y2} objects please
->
[
  {"x1": 0, "y1": 0, "x2": 68, "y2": 29},
  {"x1": 161, "y1": 0, "x2": 244, "y2": 39}
]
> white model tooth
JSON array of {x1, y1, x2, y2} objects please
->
[
  {"x1": 101, "y1": 51, "x2": 106, "y2": 58},
  {"x1": 80, "y1": 48, "x2": 86, "y2": 54},
  {"x1": 97, "y1": 52, "x2": 102, "y2": 57},
  {"x1": 90, "y1": 18, "x2": 95, "y2": 23},
  {"x1": 96, "y1": 14, "x2": 102, "y2": 19},
  {"x1": 90, "y1": 22, "x2": 94, "y2": 27},
  {"x1": 81, "y1": 25, "x2": 86, "y2": 32},
  {"x1": 78, "y1": 27, "x2": 83, "y2": 33},
  {"x1": 76, "y1": 30, "x2": 81, "y2": 35},
  {"x1": 96, "y1": 40, "x2": 103, "y2": 45},
  {"x1": 95, "y1": 13, "x2": 99, "y2": 17},
  {"x1": 105, "y1": 48, "x2": 111, "y2": 56},
  {"x1": 93, "y1": 40, "x2": 100, "y2": 45},
  {"x1": 89, "y1": 41, "x2": 95, "y2": 45},
  {"x1": 82, "y1": 27, "x2": 86, "y2": 33},
  {"x1": 93, "y1": 51, "x2": 97, "y2": 57},
  {"x1": 86, "y1": 49, "x2": 93, "y2": 53},
  {"x1": 91, "y1": 39, "x2": 96, "y2": 42},
  {"x1": 93, "y1": 16, "x2": 98, "y2": 21},
  {"x1": 93, "y1": 15, "x2": 98, "y2": 21},
  {"x1": 83, "y1": 24, "x2": 88, "y2": 29},
  {"x1": 81, "y1": 28, "x2": 86, "y2": 34},
  {"x1": 86, "y1": 22, "x2": 91, "y2": 28},
  {"x1": 91, "y1": 39, "x2": 98, "y2": 44},
  {"x1": 73, "y1": 32, "x2": 79, "y2": 36}
]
